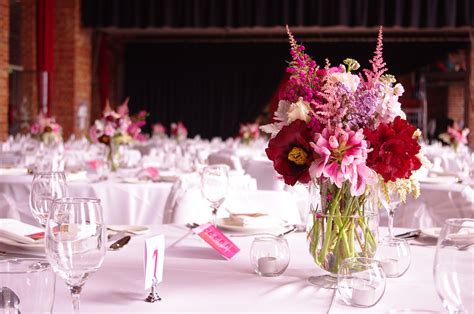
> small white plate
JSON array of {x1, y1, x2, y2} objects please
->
[
  {"x1": 0, "y1": 237, "x2": 44, "y2": 252},
  {"x1": 216, "y1": 218, "x2": 283, "y2": 234},
  {"x1": 107, "y1": 225, "x2": 150, "y2": 235},
  {"x1": 421, "y1": 227, "x2": 441, "y2": 238}
]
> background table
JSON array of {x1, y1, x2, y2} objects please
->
[{"x1": 50, "y1": 225, "x2": 444, "y2": 313}]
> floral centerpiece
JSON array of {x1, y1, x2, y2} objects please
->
[
  {"x1": 260, "y1": 26, "x2": 424, "y2": 276},
  {"x1": 152, "y1": 122, "x2": 167, "y2": 139},
  {"x1": 30, "y1": 113, "x2": 62, "y2": 145},
  {"x1": 171, "y1": 121, "x2": 187, "y2": 142},
  {"x1": 239, "y1": 123, "x2": 260, "y2": 145},
  {"x1": 89, "y1": 99, "x2": 146, "y2": 170},
  {"x1": 439, "y1": 123, "x2": 469, "y2": 152}
]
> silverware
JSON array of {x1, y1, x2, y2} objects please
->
[
  {"x1": 458, "y1": 242, "x2": 474, "y2": 251},
  {"x1": 109, "y1": 236, "x2": 131, "y2": 251},
  {"x1": 395, "y1": 230, "x2": 421, "y2": 239},
  {"x1": 0, "y1": 251, "x2": 44, "y2": 259},
  {"x1": 167, "y1": 223, "x2": 199, "y2": 248},
  {"x1": 230, "y1": 224, "x2": 298, "y2": 238}
]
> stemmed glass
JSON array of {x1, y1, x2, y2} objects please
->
[
  {"x1": 29, "y1": 171, "x2": 68, "y2": 227},
  {"x1": 434, "y1": 218, "x2": 474, "y2": 313},
  {"x1": 45, "y1": 197, "x2": 107, "y2": 313},
  {"x1": 200, "y1": 165, "x2": 229, "y2": 225},
  {"x1": 379, "y1": 187, "x2": 402, "y2": 239}
]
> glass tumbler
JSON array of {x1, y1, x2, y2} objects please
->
[
  {"x1": 0, "y1": 258, "x2": 56, "y2": 313},
  {"x1": 337, "y1": 257, "x2": 386, "y2": 308},
  {"x1": 250, "y1": 236, "x2": 290, "y2": 277}
]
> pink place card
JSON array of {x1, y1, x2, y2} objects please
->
[
  {"x1": 194, "y1": 223, "x2": 240, "y2": 260},
  {"x1": 144, "y1": 235, "x2": 165, "y2": 289}
]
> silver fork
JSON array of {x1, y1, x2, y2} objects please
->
[{"x1": 167, "y1": 223, "x2": 199, "y2": 248}]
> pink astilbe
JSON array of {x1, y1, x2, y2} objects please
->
[
  {"x1": 309, "y1": 128, "x2": 376, "y2": 196},
  {"x1": 362, "y1": 26, "x2": 387, "y2": 87}
]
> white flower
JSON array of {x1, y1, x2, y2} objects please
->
[
  {"x1": 375, "y1": 82, "x2": 406, "y2": 125},
  {"x1": 329, "y1": 72, "x2": 360, "y2": 92},
  {"x1": 287, "y1": 97, "x2": 311, "y2": 123},
  {"x1": 260, "y1": 100, "x2": 290, "y2": 138},
  {"x1": 393, "y1": 83, "x2": 404, "y2": 97}
]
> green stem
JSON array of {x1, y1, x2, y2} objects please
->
[{"x1": 317, "y1": 187, "x2": 342, "y2": 264}]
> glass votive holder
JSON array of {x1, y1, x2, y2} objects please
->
[
  {"x1": 337, "y1": 257, "x2": 386, "y2": 308},
  {"x1": 250, "y1": 236, "x2": 290, "y2": 277},
  {"x1": 375, "y1": 237, "x2": 411, "y2": 278},
  {"x1": 0, "y1": 258, "x2": 56, "y2": 313}
]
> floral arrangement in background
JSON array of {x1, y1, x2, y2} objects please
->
[
  {"x1": 439, "y1": 123, "x2": 469, "y2": 152},
  {"x1": 152, "y1": 122, "x2": 167, "y2": 138},
  {"x1": 89, "y1": 98, "x2": 146, "y2": 146},
  {"x1": 239, "y1": 123, "x2": 260, "y2": 145},
  {"x1": 260, "y1": 26, "x2": 426, "y2": 273},
  {"x1": 30, "y1": 113, "x2": 62, "y2": 144},
  {"x1": 89, "y1": 98, "x2": 147, "y2": 170},
  {"x1": 170, "y1": 121, "x2": 188, "y2": 142}
]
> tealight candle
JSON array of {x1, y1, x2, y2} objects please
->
[
  {"x1": 257, "y1": 256, "x2": 277, "y2": 275},
  {"x1": 352, "y1": 285, "x2": 376, "y2": 307},
  {"x1": 380, "y1": 258, "x2": 399, "y2": 276}
]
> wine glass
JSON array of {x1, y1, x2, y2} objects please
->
[
  {"x1": 29, "y1": 171, "x2": 68, "y2": 227},
  {"x1": 434, "y1": 218, "x2": 474, "y2": 313},
  {"x1": 378, "y1": 187, "x2": 402, "y2": 239},
  {"x1": 200, "y1": 165, "x2": 229, "y2": 224},
  {"x1": 45, "y1": 197, "x2": 106, "y2": 313}
]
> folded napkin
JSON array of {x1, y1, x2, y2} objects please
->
[
  {"x1": 66, "y1": 171, "x2": 88, "y2": 182},
  {"x1": 136, "y1": 167, "x2": 159, "y2": 181},
  {"x1": 224, "y1": 212, "x2": 284, "y2": 228},
  {"x1": 0, "y1": 168, "x2": 29, "y2": 176},
  {"x1": 0, "y1": 219, "x2": 44, "y2": 244}
]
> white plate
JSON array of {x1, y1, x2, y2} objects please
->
[
  {"x1": 107, "y1": 225, "x2": 150, "y2": 235},
  {"x1": 216, "y1": 218, "x2": 283, "y2": 234},
  {"x1": 0, "y1": 237, "x2": 44, "y2": 252},
  {"x1": 121, "y1": 177, "x2": 150, "y2": 184},
  {"x1": 419, "y1": 176, "x2": 458, "y2": 184},
  {"x1": 421, "y1": 227, "x2": 441, "y2": 238}
]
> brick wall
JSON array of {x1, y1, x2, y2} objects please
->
[
  {"x1": 0, "y1": 0, "x2": 9, "y2": 140},
  {"x1": 52, "y1": 0, "x2": 91, "y2": 139},
  {"x1": 447, "y1": 85, "x2": 465, "y2": 124}
]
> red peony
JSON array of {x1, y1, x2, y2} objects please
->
[
  {"x1": 266, "y1": 120, "x2": 313, "y2": 185},
  {"x1": 364, "y1": 116, "x2": 421, "y2": 182}
]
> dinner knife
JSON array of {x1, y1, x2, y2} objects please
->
[{"x1": 394, "y1": 230, "x2": 421, "y2": 239}]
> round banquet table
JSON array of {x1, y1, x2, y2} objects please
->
[{"x1": 47, "y1": 225, "x2": 444, "y2": 313}]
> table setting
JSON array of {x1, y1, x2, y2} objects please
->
[{"x1": 0, "y1": 26, "x2": 473, "y2": 314}]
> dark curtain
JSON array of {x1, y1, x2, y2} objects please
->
[
  {"x1": 124, "y1": 40, "x2": 467, "y2": 139},
  {"x1": 124, "y1": 43, "x2": 286, "y2": 139},
  {"x1": 82, "y1": 0, "x2": 473, "y2": 28}
]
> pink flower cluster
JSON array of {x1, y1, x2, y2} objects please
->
[
  {"x1": 30, "y1": 113, "x2": 62, "y2": 143},
  {"x1": 439, "y1": 123, "x2": 470, "y2": 150},
  {"x1": 239, "y1": 123, "x2": 260, "y2": 143},
  {"x1": 152, "y1": 123, "x2": 167, "y2": 137},
  {"x1": 171, "y1": 121, "x2": 188, "y2": 141}
]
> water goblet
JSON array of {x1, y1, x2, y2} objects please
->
[
  {"x1": 200, "y1": 165, "x2": 229, "y2": 224},
  {"x1": 434, "y1": 218, "x2": 474, "y2": 313},
  {"x1": 29, "y1": 171, "x2": 68, "y2": 227},
  {"x1": 45, "y1": 197, "x2": 107, "y2": 313}
]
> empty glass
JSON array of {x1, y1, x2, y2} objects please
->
[
  {"x1": 434, "y1": 218, "x2": 474, "y2": 313},
  {"x1": 0, "y1": 258, "x2": 56, "y2": 313},
  {"x1": 337, "y1": 257, "x2": 386, "y2": 307},
  {"x1": 29, "y1": 171, "x2": 68, "y2": 227},
  {"x1": 201, "y1": 165, "x2": 229, "y2": 224},
  {"x1": 45, "y1": 197, "x2": 107, "y2": 313},
  {"x1": 250, "y1": 236, "x2": 290, "y2": 277}
]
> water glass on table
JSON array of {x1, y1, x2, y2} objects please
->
[
  {"x1": 0, "y1": 258, "x2": 56, "y2": 313},
  {"x1": 45, "y1": 197, "x2": 106, "y2": 313},
  {"x1": 200, "y1": 164, "x2": 229, "y2": 224},
  {"x1": 29, "y1": 171, "x2": 68, "y2": 227},
  {"x1": 434, "y1": 218, "x2": 474, "y2": 313}
]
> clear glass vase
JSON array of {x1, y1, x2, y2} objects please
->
[
  {"x1": 107, "y1": 143, "x2": 124, "y2": 171},
  {"x1": 306, "y1": 181, "x2": 379, "y2": 288}
]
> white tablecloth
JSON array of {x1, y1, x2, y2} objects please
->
[{"x1": 47, "y1": 225, "x2": 444, "y2": 313}]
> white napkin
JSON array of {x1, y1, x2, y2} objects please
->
[
  {"x1": 0, "y1": 168, "x2": 29, "y2": 176},
  {"x1": 66, "y1": 170, "x2": 88, "y2": 182},
  {"x1": 224, "y1": 212, "x2": 284, "y2": 228},
  {"x1": 0, "y1": 219, "x2": 44, "y2": 244}
]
